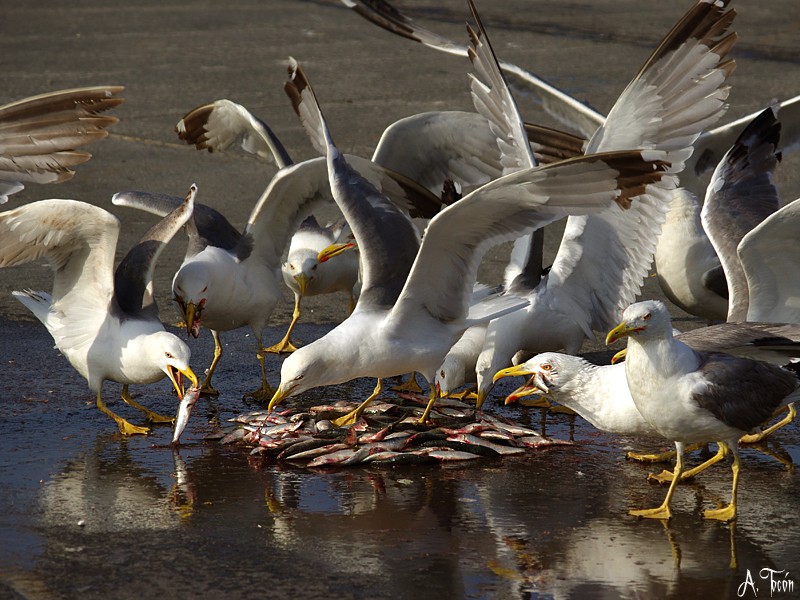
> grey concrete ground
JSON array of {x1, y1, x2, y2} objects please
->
[{"x1": 1, "y1": 1, "x2": 800, "y2": 598}]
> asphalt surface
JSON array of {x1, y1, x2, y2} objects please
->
[{"x1": 1, "y1": 1, "x2": 800, "y2": 598}]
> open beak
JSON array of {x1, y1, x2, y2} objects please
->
[
  {"x1": 611, "y1": 348, "x2": 628, "y2": 364},
  {"x1": 605, "y1": 321, "x2": 639, "y2": 345},
  {"x1": 317, "y1": 241, "x2": 356, "y2": 263},
  {"x1": 505, "y1": 376, "x2": 542, "y2": 405},
  {"x1": 294, "y1": 272, "x2": 309, "y2": 296},
  {"x1": 184, "y1": 302, "x2": 203, "y2": 338},
  {"x1": 167, "y1": 365, "x2": 199, "y2": 399}
]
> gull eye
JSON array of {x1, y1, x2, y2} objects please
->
[
  {"x1": 643, "y1": 313, "x2": 651, "y2": 321},
  {"x1": 165, "y1": 352, "x2": 174, "y2": 359},
  {"x1": 290, "y1": 265, "x2": 295, "y2": 271},
  {"x1": 440, "y1": 370, "x2": 445, "y2": 378},
  {"x1": 294, "y1": 374, "x2": 305, "y2": 381},
  {"x1": 312, "y1": 264, "x2": 318, "y2": 271},
  {"x1": 542, "y1": 363, "x2": 553, "y2": 371}
]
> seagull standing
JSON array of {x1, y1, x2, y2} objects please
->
[
  {"x1": 606, "y1": 300, "x2": 800, "y2": 521},
  {"x1": 0, "y1": 187, "x2": 199, "y2": 435}
]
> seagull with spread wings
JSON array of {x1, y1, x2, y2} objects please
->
[{"x1": 0, "y1": 187, "x2": 199, "y2": 435}]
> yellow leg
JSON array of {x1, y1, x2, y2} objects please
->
[
  {"x1": 243, "y1": 347, "x2": 275, "y2": 403},
  {"x1": 627, "y1": 442, "x2": 706, "y2": 463},
  {"x1": 121, "y1": 384, "x2": 174, "y2": 424},
  {"x1": 739, "y1": 403, "x2": 796, "y2": 444},
  {"x1": 198, "y1": 330, "x2": 223, "y2": 396},
  {"x1": 704, "y1": 447, "x2": 739, "y2": 522},
  {"x1": 629, "y1": 444, "x2": 683, "y2": 520},
  {"x1": 265, "y1": 295, "x2": 302, "y2": 354},
  {"x1": 648, "y1": 443, "x2": 729, "y2": 484},
  {"x1": 331, "y1": 379, "x2": 383, "y2": 427},
  {"x1": 443, "y1": 387, "x2": 478, "y2": 401},
  {"x1": 418, "y1": 386, "x2": 439, "y2": 424},
  {"x1": 96, "y1": 391, "x2": 149, "y2": 435},
  {"x1": 392, "y1": 371, "x2": 424, "y2": 394}
]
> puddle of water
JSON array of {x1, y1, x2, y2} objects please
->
[{"x1": 2, "y1": 320, "x2": 799, "y2": 599}]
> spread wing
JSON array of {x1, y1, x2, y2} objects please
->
[
  {"x1": 175, "y1": 99, "x2": 293, "y2": 168},
  {"x1": 738, "y1": 198, "x2": 800, "y2": 323},
  {"x1": 0, "y1": 86, "x2": 123, "y2": 202},
  {"x1": 339, "y1": 0, "x2": 605, "y2": 138}
]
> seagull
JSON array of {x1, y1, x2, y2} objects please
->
[
  {"x1": 493, "y1": 320, "x2": 800, "y2": 481},
  {"x1": 343, "y1": 0, "x2": 800, "y2": 322},
  {"x1": 473, "y1": 0, "x2": 737, "y2": 406},
  {"x1": 0, "y1": 86, "x2": 124, "y2": 203},
  {"x1": 116, "y1": 112, "x2": 443, "y2": 400},
  {"x1": 605, "y1": 300, "x2": 800, "y2": 521},
  {"x1": 267, "y1": 57, "x2": 672, "y2": 424},
  {"x1": 0, "y1": 186, "x2": 199, "y2": 435},
  {"x1": 274, "y1": 215, "x2": 359, "y2": 353}
]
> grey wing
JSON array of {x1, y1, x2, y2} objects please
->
[
  {"x1": 700, "y1": 106, "x2": 782, "y2": 320},
  {"x1": 692, "y1": 351, "x2": 798, "y2": 432},
  {"x1": 0, "y1": 86, "x2": 124, "y2": 202},
  {"x1": 340, "y1": 0, "x2": 605, "y2": 138},
  {"x1": 691, "y1": 94, "x2": 800, "y2": 178},
  {"x1": 175, "y1": 99, "x2": 293, "y2": 169},
  {"x1": 113, "y1": 185, "x2": 196, "y2": 318},
  {"x1": 112, "y1": 190, "x2": 242, "y2": 257},
  {"x1": 284, "y1": 58, "x2": 421, "y2": 308},
  {"x1": 679, "y1": 322, "x2": 800, "y2": 357}
]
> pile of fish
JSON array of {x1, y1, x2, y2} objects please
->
[{"x1": 210, "y1": 393, "x2": 572, "y2": 468}]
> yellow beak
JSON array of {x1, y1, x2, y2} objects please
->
[
  {"x1": 268, "y1": 383, "x2": 290, "y2": 412},
  {"x1": 505, "y1": 380, "x2": 541, "y2": 405},
  {"x1": 317, "y1": 241, "x2": 356, "y2": 263},
  {"x1": 168, "y1": 365, "x2": 199, "y2": 399},
  {"x1": 605, "y1": 321, "x2": 637, "y2": 345},
  {"x1": 611, "y1": 348, "x2": 628, "y2": 364},
  {"x1": 184, "y1": 302, "x2": 197, "y2": 334},
  {"x1": 492, "y1": 364, "x2": 534, "y2": 384},
  {"x1": 294, "y1": 272, "x2": 309, "y2": 296}
]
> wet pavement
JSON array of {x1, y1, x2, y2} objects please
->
[{"x1": 2, "y1": 0, "x2": 800, "y2": 598}]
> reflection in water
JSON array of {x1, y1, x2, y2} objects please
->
[{"x1": 23, "y1": 412, "x2": 800, "y2": 599}]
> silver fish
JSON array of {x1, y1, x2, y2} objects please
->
[
  {"x1": 517, "y1": 435, "x2": 573, "y2": 448},
  {"x1": 415, "y1": 448, "x2": 481, "y2": 461},
  {"x1": 172, "y1": 386, "x2": 200, "y2": 444},
  {"x1": 446, "y1": 433, "x2": 525, "y2": 456},
  {"x1": 307, "y1": 447, "x2": 371, "y2": 467}
]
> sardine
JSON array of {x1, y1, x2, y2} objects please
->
[
  {"x1": 415, "y1": 448, "x2": 481, "y2": 461},
  {"x1": 517, "y1": 435, "x2": 573, "y2": 448},
  {"x1": 307, "y1": 447, "x2": 371, "y2": 467},
  {"x1": 259, "y1": 420, "x2": 304, "y2": 439},
  {"x1": 172, "y1": 386, "x2": 200, "y2": 444},
  {"x1": 480, "y1": 414, "x2": 541, "y2": 437},
  {"x1": 446, "y1": 433, "x2": 525, "y2": 455},
  {"x1": 277, "y1": 436, "x2": 345, "y2": 460},
  {"x1": 364, "y1": 451, "x2": 436, "y2": 465}
]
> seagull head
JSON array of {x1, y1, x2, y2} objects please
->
[
  {"x1": 150, "y1": 331, "x2": 198, "y2": 398},
  {"x1": 173, "y1": 262, "x2": 210, "y2": 338},
  {"x1": 267, "y1": 344, "x2": 329, "y2": 411},
  {"x1": 282, "y1": 249, "x2": 318, "y2": 297},
  {"x1": 492, "y1": 352, "x2": 570, "y2": 404},
  {"x1": 605, "y1": 300, "x2": 671, "y2": 345},
  {"x1": 434, "y1": 355, "x2": 466, "y2": 398}
]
